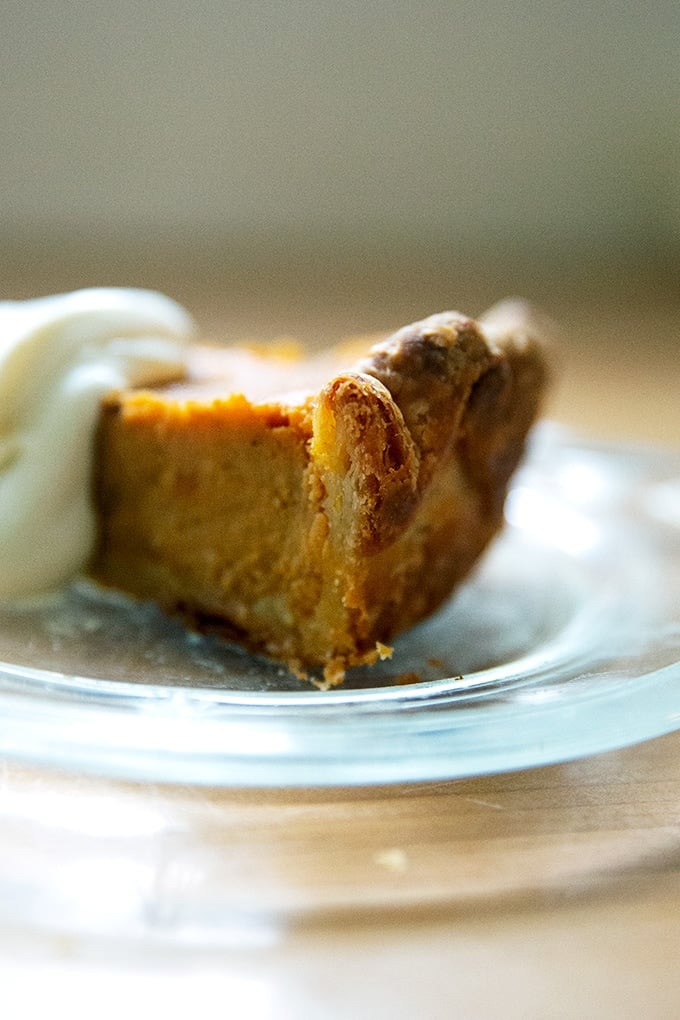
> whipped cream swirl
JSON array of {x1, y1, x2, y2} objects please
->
[{"x1": 0, "y1": 288, "x2": 193, "y2": 597}]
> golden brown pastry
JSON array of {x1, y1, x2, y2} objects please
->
[{"x1": 91, "y1": 301, "x2": 549, "y2": 686}]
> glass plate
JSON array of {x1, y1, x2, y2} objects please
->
[{"x1": 0, "y1": 425, "x2": 678, "y2": 787}]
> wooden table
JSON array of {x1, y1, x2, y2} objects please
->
[{"x1": 0, "y1": 250, "x2": 678, "y2": 1018}]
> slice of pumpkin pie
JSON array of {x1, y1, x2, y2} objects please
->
[{"x1": 92, "y1": 300, "x2": 549, "y2": 686}]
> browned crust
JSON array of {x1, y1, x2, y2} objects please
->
[
  {"x1": 310, "y1": 372, "x2": 420, "y2": 553},
  {"x1": 311, "y1": 307, "x2": 548, "y2": 556}
]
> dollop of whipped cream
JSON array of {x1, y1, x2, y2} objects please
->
[{"x1": 0, "y1": 288, "x2": 194, "y2": 598}]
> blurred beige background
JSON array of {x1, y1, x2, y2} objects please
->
[
  {"x1": 1, "y1": 1, "x2": 678, "y2": 441},
  {"x1": 2, "y1": 1, "x2": 679, "y2": 249}
]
